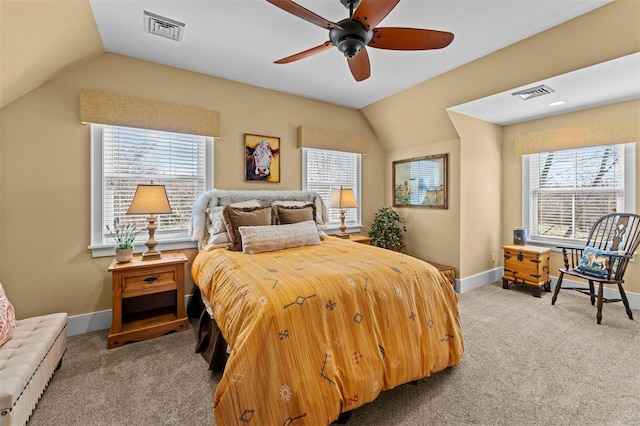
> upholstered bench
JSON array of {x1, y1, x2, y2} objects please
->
[{"x1": 0, "y1": 313, "x2": 67, "y2": 426}]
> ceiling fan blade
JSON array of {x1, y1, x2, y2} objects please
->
[
  {"x1": 266, "y1": 0, "x2": 342, "y2": 30},
  {"x1": 368, "y1": 27, "x2": 454, "y2": 50},
  {"x1": 347, "y1": 48, "x2": 371, "y2": 82},
  {"x1": 274, "y1": 41, "x2": 333, "y2": 64},
  {"x1": 352, "y1": 0, "x2": 400, "y2": 31}
]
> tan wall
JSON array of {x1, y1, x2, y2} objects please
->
[
  {"x1": 360, "y1": 0, "x2": 639, "y2": 280},
  {"x1": 385, "y1": 140, "x2": 461, "y2": 269},
  {"x1": 0, "y1": 53, "x2": 384, "y2": 319},
  {"x1": 502, "y1": 99, "x2": 640, "y2": 294},
  {"x1": 449, "y1": 112, "x2": 503, "y2": 278}
]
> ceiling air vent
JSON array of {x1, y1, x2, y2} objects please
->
[
  {"x1": 511, "y1": 84, "x2": 555, "y2": 100},
  {"x1": 143, "y1": 11, "x2": 185, "y2": 42}
]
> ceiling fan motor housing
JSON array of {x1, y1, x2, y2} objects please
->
[{"x1": 329, "y1": 18, "x2": 373, "y2": 59}]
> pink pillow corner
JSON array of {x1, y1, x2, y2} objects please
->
[{"x1": 0, "y1": 283, "x2": 17, "y2": 347}]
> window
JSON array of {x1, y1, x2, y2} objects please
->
[
  {"x1": 523, "y1": 143, "x2": 635, "y2": 246},
  {"x1": 90, "y1": 124, "x2": 213, "y2": 256},
  {"x1": 302, "y1": 148, "x2": 361, "y2": 231}
]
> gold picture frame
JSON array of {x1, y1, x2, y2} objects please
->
[{"x1": 393, "y1": 154, "x2": 448, "y2": 208}]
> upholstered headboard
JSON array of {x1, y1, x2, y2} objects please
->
[{"x1": 188, "y1": 189, "x2": 328, "y2": 244}]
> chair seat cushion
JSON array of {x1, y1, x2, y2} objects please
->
[{"x1": 575, "y1": 246, "x2": 618, "y2": 278}]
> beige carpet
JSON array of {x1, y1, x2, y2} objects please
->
[{"x1": 28, "y1": 282, "x2": 640, "y2": 425}]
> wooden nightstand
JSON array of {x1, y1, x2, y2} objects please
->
[
  {"x1": 346, "y1": 234, "x2": 372, "y2": 245},
  {"x1": 427, "y1": 261, "x2": 456, "y2": 287},
  {"x1": 502, "y1": 245, "x2": 551, "y2": 297},
  {"x1": 331, "y1": 234, "x2": 371, "y2": 245},
  {"x1": 107, "y1": 252, "x2": 189, "y2": 348}
]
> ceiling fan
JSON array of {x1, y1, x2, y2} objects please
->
[{"x1": 266, "y1": 0, "x2": 454, "y2": 82}]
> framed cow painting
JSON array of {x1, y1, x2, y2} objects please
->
[{"x1": 245, "y1": 134, "x2": 280, "y2": 182}]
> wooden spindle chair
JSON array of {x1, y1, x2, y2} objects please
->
[{"x1": 551, "y1": 213, "x2": 640, "y2": 324}]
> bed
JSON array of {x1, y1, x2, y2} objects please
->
[{"x1": 189, "y1": 189, "x2": 464, "y2": 425}]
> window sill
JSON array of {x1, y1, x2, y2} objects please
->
[
  {"x1": 89, "y1": 238, "x2": 197, "y2": 258},
  {"x1": 323, "y1": 224, "x2": 363, "y2": 235}
]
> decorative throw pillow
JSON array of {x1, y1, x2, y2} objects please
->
[
  {"x1": 274, "y1": 203, "x2": 316, "y2": 225},
  {"x1": 223, "y1": 205, "x2": 274, "y2": 251},
  {"x1": 204, "y1": 206, "x2": 229, "y2": 249},
  {"x1": 576, "y1": 246, "x2": 618, "y2": 278},
  {"x1": 239, "y1": 221, "x2": 321, "y2": 254},
  {"x1": 0, "y1": 283, "x2": 16, "y2": 347}
]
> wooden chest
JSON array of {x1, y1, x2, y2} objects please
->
[{"x1": 502, "y1": 245, "x2": 551, "y2": 297}]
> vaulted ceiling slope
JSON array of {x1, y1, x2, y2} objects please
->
[{"x1": 0, "y1": 0, "x2": 104, "y2": 108}]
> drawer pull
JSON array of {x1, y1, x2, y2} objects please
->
[{"x1": 144, "y1": 276, "x2": 159, "y2": 284}]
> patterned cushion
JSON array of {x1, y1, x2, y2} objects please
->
[
  {"x1": 223, "y1": 205, "x2": 274, "y2": 251},
  {"x1": 576, "y1": 246, "x2": 618, "y2": 278},
  {"x1": 0, "y1": 283, "x2": 16, "y2": 347},
  {"x1": 239, "y1": 221, "x2": 321, "y2": 254}
]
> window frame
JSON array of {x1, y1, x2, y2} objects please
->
[
  {"x1": 89, "y1": 124, "x2": 214, "y2": 257},
  {"x1": 302, "y1": 148, "x2": 363, "y2": 234},
  {"x1": 522, "y1": 143, "x2": 636, "y2": 248}
]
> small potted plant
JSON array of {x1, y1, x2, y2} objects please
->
[
  {"x1": 368, "y1": 207, "x2": 406, "y2": 252},
  {"x1": 106, "y1": 218, "x2": 140, "y2": 263}
]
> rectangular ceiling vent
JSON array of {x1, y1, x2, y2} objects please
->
[
  {"x1": 511, "y1": 84, "x2": 555, "y2": 100},
  {"x1": 144, "y1": 11, "x2": 185, "y2": 42}
]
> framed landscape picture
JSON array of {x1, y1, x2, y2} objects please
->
[
  {"x1": 393, "y1": 154, "x2": 448, "y2": 208},
  {"x1": 244, "y1": 134, "x2": 280, "y2": 182}
]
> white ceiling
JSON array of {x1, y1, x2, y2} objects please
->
[
  {"x1": 88, "y1": 0, "x2": 615, "y2": 110},
  {"x1": 449, "y1": 52, "x2": 640, "y2": 125}
]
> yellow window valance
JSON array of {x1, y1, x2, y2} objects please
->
[
  {"x1": 80, "y1": 89, "x2": 220, "y2": 137},
  {"x1": 515, "y1": 115, "x2": 639, "y2": 155},
  {"x1": 298, "y1": 125, "x2": 367, "y2": 155}
]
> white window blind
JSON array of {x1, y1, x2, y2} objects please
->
[
  {"x1": 525, "y1": 144, "x2": 630, "y2": 244},
  {"x1": 91, "y1": 124, "x2": 212, "y2": 254},
  {"x1": 303, "y1": 148, "x2": 361, "y2": 227}
]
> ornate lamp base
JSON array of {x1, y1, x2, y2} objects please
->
[{"x1": 141, "y1": 214, "x2": 162, "y2": 261}]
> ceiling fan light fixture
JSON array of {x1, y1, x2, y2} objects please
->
[
  {"x1": 329, "y1": 18, "x2": 373, "y2": 59},
  {"x1": 338, "y1": 37, "x2": 365, "y2": 59}
]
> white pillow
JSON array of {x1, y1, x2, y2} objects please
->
[
  {"x1": 229, "y1": 199, "x2": 261, "y2": 208},
  {"x1": 206, "y1": 206, "x2": 226, "y2": 234},
  {"x1": 272, "y1": 200, "x2": 308, "y2": 207},
  {"x1": 239, "y1": 221, "x2": 321, "y2": 254}
]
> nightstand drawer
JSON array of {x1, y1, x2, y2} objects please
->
[{"x1": 121, "y1": 265, "x2": 178, "y2": 298}]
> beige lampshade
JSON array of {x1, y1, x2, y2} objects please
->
[
  {"x1": 329, "y1": 187, "x2": 358, "y2": 209},
  {"x1": 127, "y1": 184, "x2": 172, "y2": 215}
]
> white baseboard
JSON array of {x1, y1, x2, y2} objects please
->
[
  {"x1": 67, "y1": 309, "x2": 112, "y2": 336},
  {"x1": 67, "y1": 294, "x2": 194, "y2": 337},
  {"x1": 456, "y1": 267, "x2": 639, "y2": 311},
  {"x1": 67, "y1": 273, "x2": 639, "y2": 336},
  {"x1": 456, "y1": 267, "x2": 503, "y2": 294}
]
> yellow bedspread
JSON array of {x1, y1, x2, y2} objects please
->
[{"x1": 192, "y1": 237, "x2": 464, "y2": 425}]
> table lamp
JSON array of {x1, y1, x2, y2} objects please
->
[
  {"x1": 329, "y1": 186, "x2": 358, "y2": 239},
  {"x1": 127, "y1": 183, "x2": 173, "y2": 260}
]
